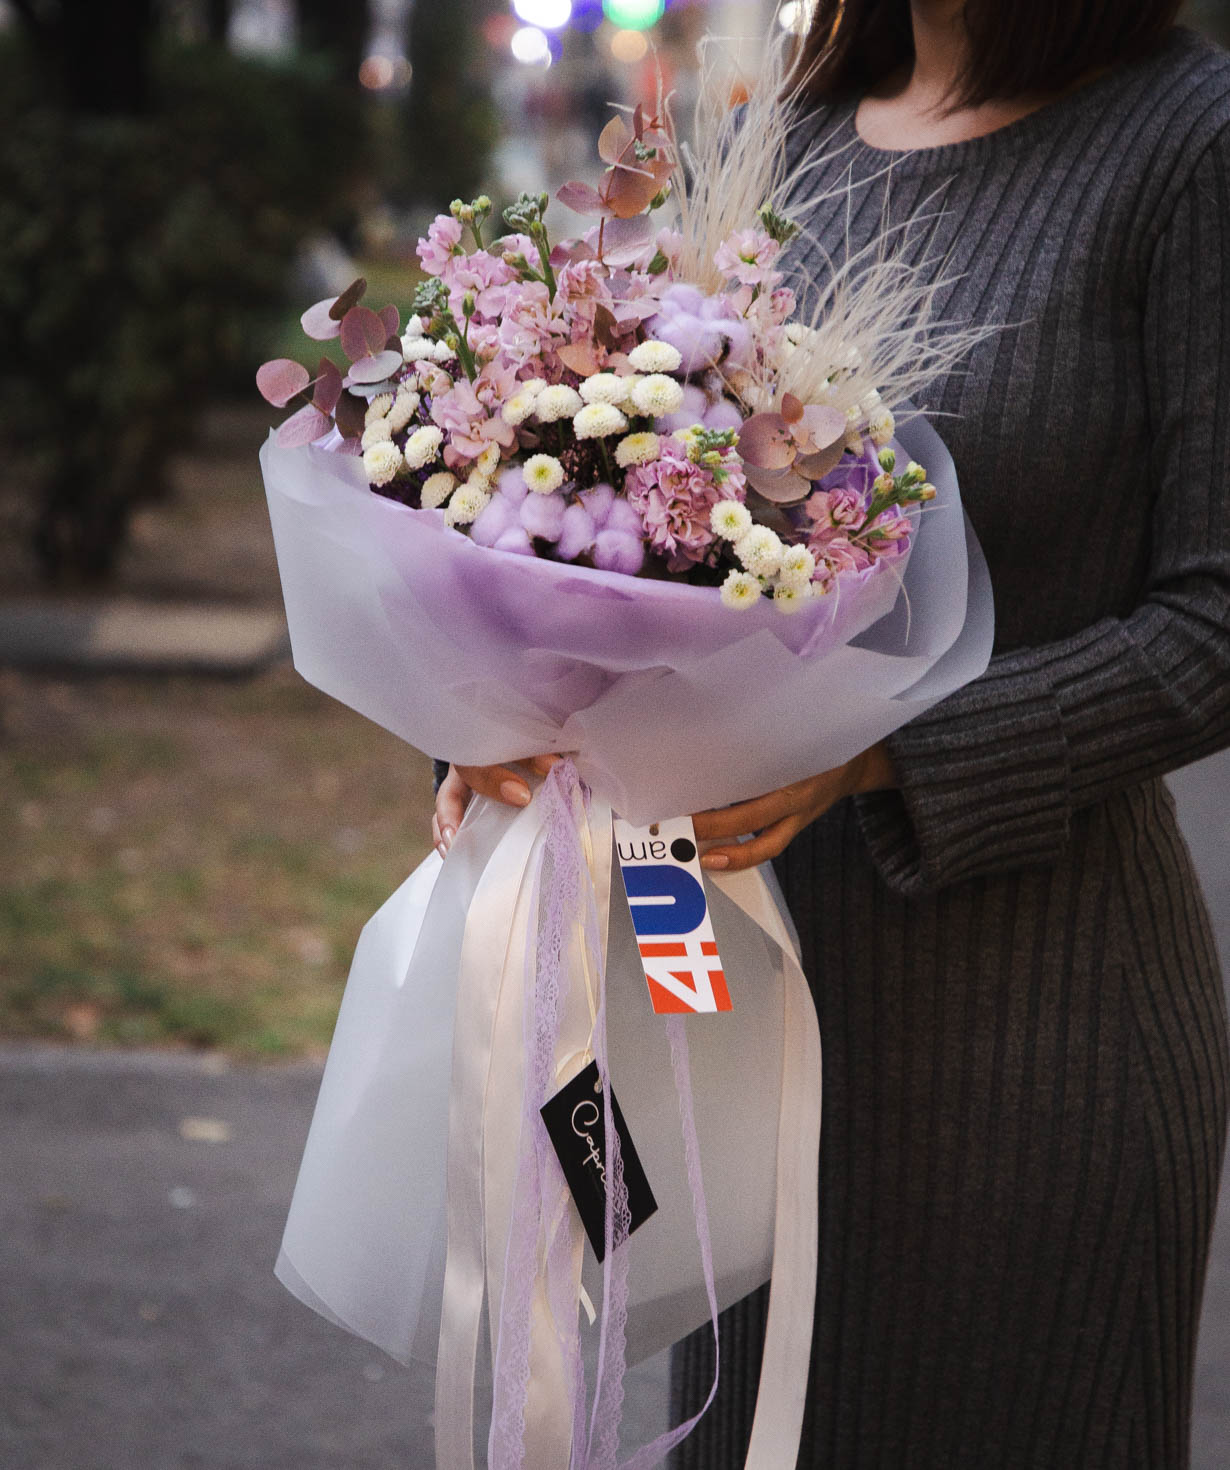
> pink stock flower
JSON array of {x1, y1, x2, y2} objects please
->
[
  {"x1": 624, "y1": 444, "x2": 745, "y2": 572},
  {"x1": 498, "y1": 280, "x2": 569, "y2": 363},
  {"x1": 806, "y1": 486, "x2": 863, "y2": 529},
  {"x1": 443, "y1": 249, "x2": 517, "y2": 319},
  {"x1": 714, "y1": 227, "x2": 782, "y2": 287},
  {"x1": 417, "y1": 215, "x2": 464, "y2": 276},
  {"x1": 431, "y1": 371, "x2": 517, "y2": 465}
]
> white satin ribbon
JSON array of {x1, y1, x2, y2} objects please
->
[{"x1": 436, "y1": 797, "x2": 821, "y2": 1470}]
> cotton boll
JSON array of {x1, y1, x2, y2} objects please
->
[
  {"x1": 520, "y1": 491, "x2": 566, "y2": 542},
  {"x1": 701, "y1": 398, "x2": 744, "y2": 433},
  {"x1": 576, "y1": 482, "x2": 615, "y2": 520},
  {"x1": 593, "y1": 529, "x2": 645, "y2": 575},
  {"x1": 470, "y1": 493, "x2": 519, "y2": 548},
  {"x1": 493, "y1": 527, "x2": 535, "y2": 556},
  {"x1": 604, "y1": 498, "x2": 645, "y2": 539},
  {"x1": 556, "y1": 504, "x2": 598, "y2": 561},
  {"x1": 654, "y1": 384, "x2": 709, "y2": 434},
  {"x1": 496, "y1": 465, "x2": 529, "y2": 504}
]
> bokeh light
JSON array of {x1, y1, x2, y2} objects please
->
[
  {"x1": 510, "y1": 25, "x2": 552, "y2": 65},
  {"x1": 779, "y1": 1, "x2": 818, "y2": 32},
  {"x1": 512, "y1": 0, "x2": 573, "y2": 28},
  {"x1": 609, "y1": 28, "x2": 650, "y2": 64},
  {"x1": 602, "y1": 0, "x2": 665, "y2": 31},
  {"x1": 569, "y1": 0, "x2": 606, "y2": 32}
]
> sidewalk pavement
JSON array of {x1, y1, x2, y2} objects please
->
[{"x1": 0, "y1": 600, "x2": 288, "y2": 677}]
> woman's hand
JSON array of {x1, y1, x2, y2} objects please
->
[
  {"x1": 694, "y1": 742, "x2": 897, "y2": 874},
  {"x1": 432, "y1": 755, "x2": 562, "y2": 859}
]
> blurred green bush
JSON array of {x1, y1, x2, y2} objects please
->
[{"x1": 0, "y1": 38, "x2": 363, "y2": 580}]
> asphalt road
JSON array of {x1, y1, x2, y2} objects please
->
[{"x1": 2, "y1": 751, "x2": 1226, "y2": 1470}]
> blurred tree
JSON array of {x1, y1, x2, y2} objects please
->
[
  {"x1": 8, "y1": 0, "x2": 159, "y2": 114},
  {"x1": 400, "y1": 0, "x2": 499, "y2": 209},
  {"x1": 205, "y1": 0, "x2": 231, "y2": 45},
  {"x1": 0, "y1": 32, "x2": 363, "y2": 581},
  {"x1": 296, "y1": 0, "x2": 368, "y2": 85}
]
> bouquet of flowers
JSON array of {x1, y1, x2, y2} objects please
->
[{"x1": 260, "y1": 40, "x2": 993, "y2": 1470}]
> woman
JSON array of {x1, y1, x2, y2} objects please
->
[{"x1": 435, "y1": 1, "x2": 1230, "y2": 1463}]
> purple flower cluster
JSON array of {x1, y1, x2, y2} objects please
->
[{"x1": 624, "y1": 442, "x2": 746, "y2": 573}]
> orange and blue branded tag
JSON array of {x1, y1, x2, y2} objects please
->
[{"x1": 614, "y1": 816, "x2": 732, "y2": 1015}]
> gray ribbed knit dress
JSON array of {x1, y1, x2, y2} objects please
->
[{"x1": 671, "y1": 26, "x2": 1230, "y2": 1469}]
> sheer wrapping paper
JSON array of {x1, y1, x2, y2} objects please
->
[{"x1": 262, "y1": 411, "x2": 994, "y2": 1466}]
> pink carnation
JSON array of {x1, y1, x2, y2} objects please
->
[{"x1": 624, "y1": 445, "x2": 745, "y2": 572}]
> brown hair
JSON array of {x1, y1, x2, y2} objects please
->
[{"x1": 792, "y1": 0, "x2": 1185, "y2": 110}]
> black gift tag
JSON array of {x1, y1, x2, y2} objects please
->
[{"x1": 540, "y1": 1061, "x2": 657, "y2": 1261}]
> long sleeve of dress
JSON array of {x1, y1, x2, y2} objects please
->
[{"x1": 856, "y1": 127, "x2": 1230, "y2": 895}]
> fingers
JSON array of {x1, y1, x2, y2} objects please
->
[
  {"x1": 700, "y1": 814, "x2": 803, "y2": 873},
  {"x1": 527, "y1": 753, "x2": 563, "y2": 776},
  {"x1": 693, "y1": 788, "x2": 797, "y2": 842},
  {"x1": 434, "y1": 766, "x2": 472, "y2": 857},
  {"x1": 455, "y1": 762, "x2": 534, "y2": 808}
]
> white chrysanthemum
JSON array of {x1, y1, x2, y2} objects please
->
[
  {"x1": 616, "y1": 373, "x2": 643, "y2": 409},
  {"x1": 501, "y1": 390, "x2": 539, "y2": 426},
  {"x1": 720, "y1": 569, "x2": 762, "y2": 610},
  {"x1": 868, "y1": 407, "x2": 896, "y2": 447},
  {"x1": 573, "y1": 402, "x2": 628, "y2": 440},
  {"x1": 403, "y1": 425, "x2": 444, "y2": 470},
  {"x1": 630, "y1": 373, "x2": 685, "y2": 417},
  {"x1": 784, "y1": 322, "x2": 807, "y2": 346},
  {"x1": 444, "y1": 482, "x2": 491, "y2": 528},
  {"x1": 402, "y1": 334, "x2": 455, "y2": 364},
  {"x1": 614, "y1": 431, "x2": 660, "y2": 468},
  {"x1": 523, "y1": 453, "x2": 565, "y2": 494},
  {"x1": 734, "y1": 526, "x2": 785, "y2": 578},
  {"x1": 710, "y1": 500, "x2": 753, "y2": 541},
  {"x1": 627, "y1": 339, "x2": 683, "y2": 374},
  {"x1": 364, "y1": 394, "x2": 393, "y2": 425},
  {"x1": 520, "y1": 377, "x2": 547, "y2": 396},
  {"x1": 772, "y1": 582, "x2": 812, "y2": 613},
  {"x1": 535, "y1": 384, "x2": 584, "y2": 422},
  {"x1": 420, "y1": 471, "x2": 457, "y2": 509},
  {"x1": 578, "y1": 372, "x2": 626, "y2": 405},
  {"x1": 362, "y1": 441, "x2": 403, "y2": 488},
  {"x1": 777, "y1": 544, "x2": 817, "y2": 588},
  {"x1": 387, "y1": 388, "x2": 420, "y2": 433},
  {"x1": 361, "y1": 419, "x2": 394, "y2": 450},
  {"x1": 475, "y1": 443, "x2": 502, "y2": 478}
]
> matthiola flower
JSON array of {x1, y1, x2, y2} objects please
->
[
  {"x1": 417, "y1": 214, "x2": 464, "y2": 276},
  {"x1": 624, "y1": 441, "x2": 744, "y2": 572},
  {"x1": 867, "y1": 406, "x2": 896, "y2": 446},
  {"x1": 498, "y1": 281, "x2": 568, "y2": 362},
  {"x1": 443, "y1": 249, "x2": 516, "y2": 319},
  {"x1": 714, "y1": 227, "x2": 781, "y2": 287},
  {"x1": 556, "y1": 482, "x2": 645, "y2": 575},
  {"x1": 363, "y1": 441, "x2": 403, "y2": 487}
]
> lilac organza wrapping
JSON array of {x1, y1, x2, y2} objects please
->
[
  {"x1": 259, "y1": 411, "x2": 991, "y2": 827},
  {"x1": 264, "y1": 411, "x2": 994, "y2": 1460}
]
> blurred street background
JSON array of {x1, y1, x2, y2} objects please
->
[{"x1": 1, "y1": 1, "x2": 1228, "y2": 1466}]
